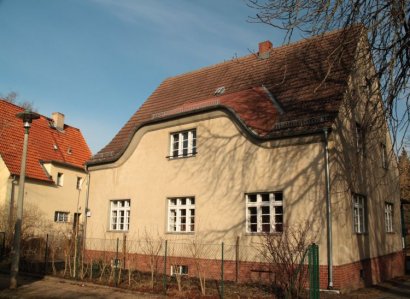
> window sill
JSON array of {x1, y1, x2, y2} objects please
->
[
  {"x1": 107, "y1": 230, "x2": 129, "y2": 233},
  {"x1": 386, "y1": 231, "x2": 395, "y2": 234},
  {"x1": 165, "y1": 231, "x2": 195, "y2": 235},
  {"x1": 245, "y1": 232, "x2": 283, "y2": 236},
  {"x1": 354, "y1": 232, "x2": 368, "y2": 236},
  {"x1": 167, "y1": 154, "x2": 197, "y2": 160}
]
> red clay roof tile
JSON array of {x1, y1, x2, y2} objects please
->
[{"x1": 0, "y1": 100, "x2": 92, "y2": 181}]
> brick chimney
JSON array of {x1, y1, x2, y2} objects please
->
[
  {"x1": 52, "y1": 112, "x2": 65, "y2": 130},
  {"x1": 258, "y1": 40, "x2": 272, "y2": 59}
]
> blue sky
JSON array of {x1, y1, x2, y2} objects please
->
[{"x1": 0, "y1": 0, "x2": 287, "y2": 153}]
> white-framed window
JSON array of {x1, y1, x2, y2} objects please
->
[
  {"x1": 76, "y1": 177, "x2": 83, "y2": 190},
  {"x1": 110, "y1": 200, "x2": 130, "y2": 231},
  {"x1": 385, "y1": 202, "x2": 393, "y2": 233},
  {"x1": 353, "y1": 194, "x2": 366, "y2": 233},
  {"x1": 381, "y1": 143, "x2": 388, "y2": 169},
  {"x1": 356, "y1": 123, "x2": 364, "y2": 154},
  {"x1": 54, "y1": 211, "x2": 69, "y2": 223},
  {"x1": 56, "y1": 172, "x2": 64, "y2": 186},
  {"x1": 171, "y1": 265, "x2": 188, "y2": 276},
  {"x1": 168, "y1": 197, "x2": 195, "y2": 233},
  {"x1": 246, "y1": 192, "x2": 283, "y2": 233},
  {"x1": 169, "y1": 129, "x2": 196, "y2": 159}
]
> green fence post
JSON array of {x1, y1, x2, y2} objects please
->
[
  {"x1": 44, "y1": 234, "x2": 49, "y2": 275},
  {"x1": 221, "y1": 242, "x2": 224, "y2": 299},
  {"x1": 163, "y1": 240, "x2": 168, "y2": 293},
  {"x1": 309, "y1": 243, "x2": 319, "y2": 299},
  {"x1": 115, "y1": 237, "x2": 119, "y2": 287}
]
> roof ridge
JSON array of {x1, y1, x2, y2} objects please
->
[
  {"x1": 0, "y1": 98, "x2": 81, "y2": 131},
  {"x1": 161, "y1": 25, "x2": 362, "y2": 84}
]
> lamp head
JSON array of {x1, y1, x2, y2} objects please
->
[{"x1": 16, "y1": 110, "x2": 40, "y2": 128}]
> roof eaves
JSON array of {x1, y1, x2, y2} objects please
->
[{"x1": 87, "y1": 105, "x2": 333, "y2": 167}]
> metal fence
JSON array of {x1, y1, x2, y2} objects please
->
[{"x1": 1, "y1": 233, "x2": 320, "y2": 298}]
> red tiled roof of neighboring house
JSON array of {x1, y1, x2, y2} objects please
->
[
  {"x1": 0, "y1": 100, "x2": 92, "y2": 181},
  {"x1": 89, "y1": 26, "x2": 363, "y2": 166}
]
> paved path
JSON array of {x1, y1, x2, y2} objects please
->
[
  {"x1": 0, "y1": 273, "x2": 164, "y2": 299},
  {"x1": 1, "y1": 272, "x2": 410, "y2": 298}
]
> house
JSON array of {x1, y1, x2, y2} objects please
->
[
  {"x1": 0, "y1": 99, "x2": 92, "y2": 241},
  {"x1": 85, "y1": 26, "x2": 403, "y2": 291}
]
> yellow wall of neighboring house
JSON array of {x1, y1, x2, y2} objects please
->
[
  {"x1": 0, "y1": 155, "x2": 11, "y2": 209},
  {"x1": 7, "y1": 163, "x2": 88, "y2": 233}
]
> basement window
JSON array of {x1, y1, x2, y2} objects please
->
[
  {"x1": 171, "y1": 265, "x2": 188, "y2": 276},
  {"x1": 54, "y1": 211, "x2": 69, "y2": 223}
]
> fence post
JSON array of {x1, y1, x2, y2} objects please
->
[
  {"x1": 309, "y1": 243, "x2": 319, "y2": 299},
  {"x1": 44, "y1": 234, "x2": 49, "y2": 275},
  {"x1": 163, "y1": 239, "x2": 168, "y2": 293},
  {"x1": 221, "y1": 242, "x2": 224, "y2": 299},
  {"x1": 235, "y1": 236, "x2": 239, "y2": 283},
  {"x1": 115, "y1": 237, "x2": 119, "y2": 287},
  {"x1": 0, "y1": 232, "x2": 6, "y2": 259}
]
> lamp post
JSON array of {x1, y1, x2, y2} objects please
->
[{"x1": 10, "y1": 110, "x2": 40, "y2": 289}]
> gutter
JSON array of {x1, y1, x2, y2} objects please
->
[
  {"x1": 87, "y1": 105, "x2": 334, "y2": 167},
  {"x1": 323, "y1": 128, "x2": 333, "y2": 289}
]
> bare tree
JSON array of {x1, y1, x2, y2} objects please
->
[
  {"x1": 140, "y1": 229, "x2": 163, "y2": 289},
  {"x1": 248, "y1": 0, "x2": 409, "y2": 148},
  {"x1": 258, "y1": 221, "x2": 315, "y2": 298},
  {"x1": 1, "y1": 91, "x2": 37, "y2": 112}
]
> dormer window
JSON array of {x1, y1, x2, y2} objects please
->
[
  {"x1": 53, "y1": 144, "x2": 58, "y2": 150},
  {"x1": 67, "y1": 147, "x2": 72, "y2": 155},
  {"x1": 214, "y1": 86, "x2": 225, "y2": 96}
]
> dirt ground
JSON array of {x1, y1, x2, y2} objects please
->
[
  {"x1": 1, "y1": 272, "x2": 410, "y2": 298},
  {"x1": 0, "y1": 273, "x2": 165, "y2": 299}
]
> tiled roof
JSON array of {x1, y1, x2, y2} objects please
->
[
  {"x1": 0, "y1": 100, "x2": 92, "y2": 181},
  {"x1": 89, "y1": 26, "x2": 363, "y2": 165}
]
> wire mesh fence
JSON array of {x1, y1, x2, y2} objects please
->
[{"x1": 0, "y1": 233, "x2": 318, "y2": 298}]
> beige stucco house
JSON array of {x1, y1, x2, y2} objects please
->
[
  {"x1": 0, "y1": 99, "x2": 92, "y2": 242},
  {"x1": 85, "y1": 26, "x2": 403, "y2": 291}
]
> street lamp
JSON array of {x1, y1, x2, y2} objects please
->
[{"x1": 10, "y1": 110, "x2": 40, "y2": 289}]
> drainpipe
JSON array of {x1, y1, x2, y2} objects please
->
[
  {"x1": 82, "y1": 169, "x2": 91, "y2": 253},
  {"x1": 323, "y1": 128, "x2": 333, "y2": 289}
]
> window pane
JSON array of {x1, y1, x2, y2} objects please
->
[
  {"x1": 248, "y1": 194, "x2": 257, "y2": 203},
  {"x1": 274, "y1": 192, "x2": 283, "y2": 202},
  {"x1": 261, "y1": 193, "x2": 270, "y2": 202},
  {"x1": 262, "y1": 224, "x2": 270, "y2": 232}
]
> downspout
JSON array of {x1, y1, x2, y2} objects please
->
[
  {"x1": 82, "y1": 168, "x2": 91, "y2": 252},
  {"x1": 323, "y1": 128, "x2": 333, "y2": 289}
]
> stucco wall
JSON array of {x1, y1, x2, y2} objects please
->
[
  {"x1": 0, "y1": 155, "x2": 11, "y2": 209},
  {"x1": 9, "y1": 163, "x2": 88, "y2": 231},
  {"x1": 329, "y1": 38, "x2": 402, "y2": 267},
  {"x1": 87, "y1": 112, "x2": 329, "y2": 263}
]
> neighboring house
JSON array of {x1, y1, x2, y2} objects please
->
[
  {"x1": 85, "y1": 26, "x2": 403, "y2": 291},
  {"x1": 0, "y1": 99, "x2": 92, "y2": 238}
]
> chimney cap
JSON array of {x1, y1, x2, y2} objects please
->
[{"x1": 258, "y1": 40, "x2": 272, "y2": 59}]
